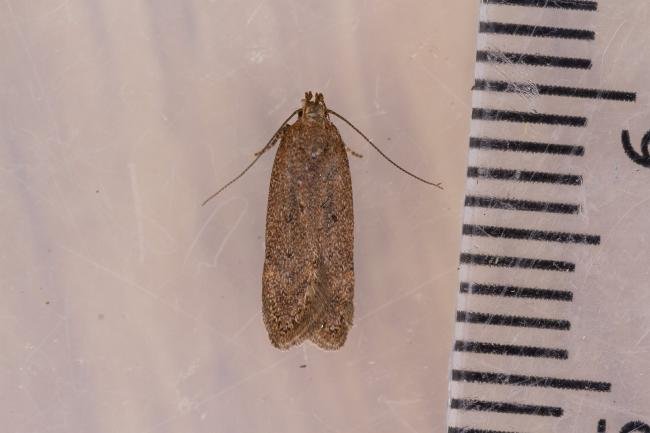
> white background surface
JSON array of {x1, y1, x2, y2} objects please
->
[{"x1": 1, "y1": 2, "x2": 477, "y2": 432}]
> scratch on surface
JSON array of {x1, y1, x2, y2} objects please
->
[
  {"x1": 600, "y1": 21, "x2": 626, "y2": 68},
  {"x1": 267, "y1": 94, "x2": 288, "y2": 115},
  {"x1": 43, "y1": 0, "x2": 72, "y2": 22},
  {"x1": 59, "y1": 245, "x2": 230, "y2": 341},
  {"x1": 184, "y1": 196, "x2": 248, "y2": 270},
  {"x1": 6, "y1": 0, "x2": 67, "y2": 148},
  {"x1": 310, "y1": 412, "x2": 344, "y2": 433},
  {"x1": 246, "y1": 0, "x2": 266, "y2": 25},
  {"x1": 357, "y1": 268, "x2": 455, "y2": 322},
  {"x1": 373, "y1": 75, "x2": 386, "y2": 115},
  {"x1": 228, "y1": 313, "x2": 258, "y2": 343},
  {"x1": 61, "y1": 282, "x2": 78, "y2": 394},
  {"x1": 163, "y1": 162, "x2": 178, "y2": 218},
  {"x1": 146, "y1": 354, "x2": 295, "y2": 432},
  {"x1": 4, "y1": 0, "x2": 45, "y2": 100},
  {"x1": 129, "y1": 163, "x2": 145, "y2": 263},
  {"x1": 7, "y1": 129, "x2": 81, "y2": 239},
  {"x1": 139, "y1": 211, "x2": 176, "y2": 255},
  {"x1": 635, "y1": 327, "x2": 650, "y2": 346},
  {"x1": 413, "y1": 58, "x2": 469, "y2": 110},
  {"x1": 60, "y1": 245, "x2": 170, "y2": 305},
  {"x1": 381, "y1": 397, "x2": 425, "y2": 406},
  {"x1": 484, "y1": 44, "x2": 540, "y2": 103},
  {"x1": 583, "y1": 197, "x2": 650, "y2": 285},
  {"x1": 300, "y1": 344, "x2": 309, "y2": 366},
  {"x1": 24, "y1": 320, "x2": 65, "y2": 363},
  {"x1": 380, "y1": 396, "x2": 421, "y2": 433},
  {"x1": 198, "y1": 206, "x2": 248, "y2": 272}
]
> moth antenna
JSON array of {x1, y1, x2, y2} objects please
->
[
  {"x1": 327, "y1": 109, "x2": 443, "y2": 189},
  {"x1": 202, "y1": 109, "x2": 300, "y2": 207}
]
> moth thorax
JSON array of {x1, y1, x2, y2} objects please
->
[
  {"x1": 302, "y1": 91, "x2": 328, "y2": 121},
  {"x1": 309, "y1": 144, "x2": 324, "y2": 159},
  {"x1": 303, "y1": 102, "x2": 327, "y2": 121}
]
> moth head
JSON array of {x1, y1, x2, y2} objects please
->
[{"x1": 301, "y1": 91, "x2": 328, "y2": 121}]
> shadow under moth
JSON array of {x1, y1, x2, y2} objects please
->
[{"x1": 203, "y1": 92, "x2": 441, "y2": 350}]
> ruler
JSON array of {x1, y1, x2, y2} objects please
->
[{"x1": 449, "y1": 1, "x2": 649, "y2": 433}]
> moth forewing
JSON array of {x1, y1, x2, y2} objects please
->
[{"x1": 262, "y1": 93, "x2": 354, "y2": 350}]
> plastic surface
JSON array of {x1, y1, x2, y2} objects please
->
[
  {"x1": 1, "y1": 2, "x2": 476, "y2": 432},
  {"x1": 450, "y1": 1, "x2": 650, "y2": 432}
]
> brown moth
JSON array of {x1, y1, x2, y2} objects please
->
[{"x1": 203, "y1": 92, "x2": 441, "y2": 350}]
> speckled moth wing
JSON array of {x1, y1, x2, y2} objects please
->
[
  {"x1": 261, "y1": 126, "x2": 316, "y2": 349},
  {"x1": 306, "y1": 121, "x2": 354, "y2": 350},
  {"x1": 261, "y1": 115, "x2": 354, "y2": 350}
]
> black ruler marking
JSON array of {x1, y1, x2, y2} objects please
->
[
  {"x1": 472, "y1": 108, "x2": 586, "y2": 126},
  {"x1": 476, "y1": 50, "x2": 591, "y2": 69},
  {"x1": 474, "y1": 79, "x2": 636, "y2": 101},
  {"x1": 467, "y1": 166, "x2": 582, "y2": 185},
  {"x1": 449, "y1": 427, "x2": 525, "y2": 433},
  {"x1": 459, "y1": 0, "x2": 608, "y2": 424},
  {"x1": 479, "y1": 21, "x2": 594, "y2": 40},
  {"x1": 452, "y1": 369, "x2": 612, "y2": 392},
  {"x1": 460, "y1": 282, "x2": 573, "y2": 301},
  {"x1": 598, "y1": 420, "x2": 607, "y2": 433},
  {"x1": 460, "y1": 253, "x2": 575, "y2": 272},
  {"x1": 465, "y1": 195, "x2": 580, "y2": 214},
  {"x1": 450, "y1": 398, "x2": 563, "y2": 417},
  {"x1": 469, "y1": 137, "x2": 584, "y2": 155},
  {"x1": 463, "y1": 224, "x2": 600, "y2": 245},
  {"x1": 481, "y1": 0, "x2": 597, "y2": 11},
  {"x1": 456, "y1": 310, "x2": 571, "y2": 330},
  {"x1": 454, "y1": 340, "x2": 568, "y2": 359}
]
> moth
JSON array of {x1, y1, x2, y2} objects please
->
[{"x1": 203, "y1": 92, "x2": 441, "y2": 350}]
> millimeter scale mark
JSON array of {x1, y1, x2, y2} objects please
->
[
  {"x1": 463, "y1": 224, "x2": 600, "y2": 245},
  {"x1": 476, "y1": 50, "x2": 591, "y2": 69},
  {"x1": 450, "y1": 398, "x2": 563, "y2": 417},
  {"x1": 469, "y1": 137, "x2": 584, "y2": 155},
  {"x1": 454, "y1": 340, "x2": 568, "y2": 359},
  {"x1": 479, "y1": 21, "x2": 594, "y2": 40},
  {"x1": 473, "y1": 79, "x2": 636, "y2": 101},
  {"x1": 467, "y1": 166, "x2": 582, "y2": 185},
  {"x1": 452, "y1": 369, "x2": 611, "y2": 392},
  {"x1": 481, "y1": 0, "x2": 597, "y2": 11},
  {"x1": 456, "y1": 310, "x2": 571, "y2": 330},
  {"x1": 460, "y1": 282, "x2": 573, "y2": 301}
]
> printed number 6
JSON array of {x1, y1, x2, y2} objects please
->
[
  {"x1": 620, "y1": 421, "x2": 650, "y2": 433},
  {"x1": 622, "y1": 129, "x2": 650, "y2": 168}
]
